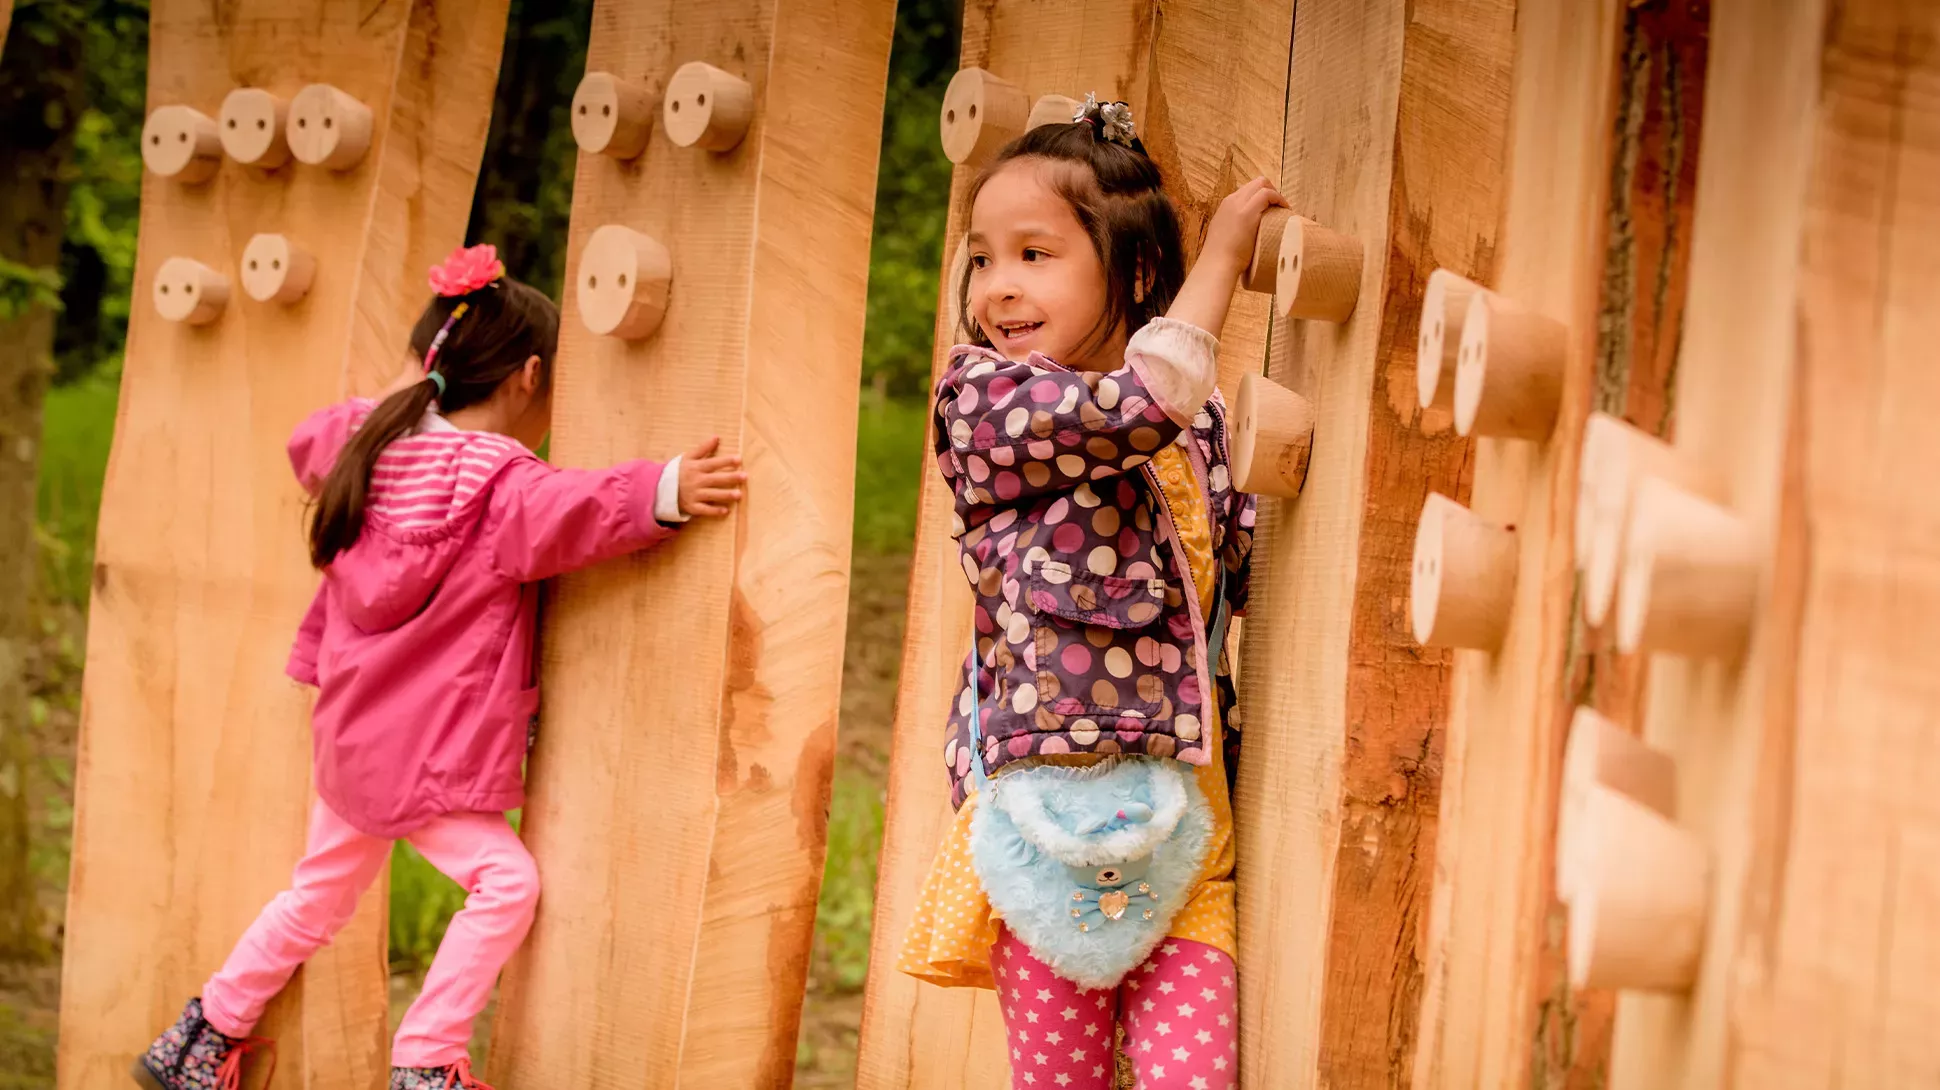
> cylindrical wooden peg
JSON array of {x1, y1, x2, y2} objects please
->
[
  {"x1": 1563, "y1": 783, "x2": 1709, "y2": 992},
  {"x1": 1615, "y1": 477, "x2": 1759, "y2": 658},
  {"x1": 240, "y1": 234, "x2": 316, "y2": 304},
  {"x1": 141, "y1": 105, "x2": 223, "y2": 183},
  {"x1": 1026, "y1": 93, "x2": 1081, "y2": 131},
  {"x1": 218, "y1": 88, "x2": 291, "y2": 169},
  {"x1": 1411, "y1": 493, "x2": 1518, "y2": 649},
  {"x1": 1417, "y1": 269, "x2": 1483, "y2": 412},
  {"x1": 571, "y1": 71, "x2": 655, "y2": 159},
  {"x1": 1582, "y1": 416, "x2": 1727, "y2": 627},
  {"x1": 1274, "y1": 218, "x2": 1361, "y2": 323},
  {"x1": 152, "y1": 257, "x2": 229, "y2": 325},
  {"x1": 662, "y1": 61, "x2": 754, "y2": 152},
  {"x1": 939, "y1": 67, "x2": 1030, "y2": 167},
  {"x1": 1229, "y1": 372, "x2": 1314, "y2": 499},
  {"x1": 577, "y1": 225, "x2": 672, "y2": 339},
  {"x1": 1555, "y1": 706, "x2": 1677, "y2": 906},
  {"x1": 1453, "y1": 290, "x2": 1567, "y2": 440},
  {"x1": 1241, "y1": 208, "x2": 1295, "y2": 297},
  {"x1": 287, "y1": 84, "x2": 373, "y2": 170}
]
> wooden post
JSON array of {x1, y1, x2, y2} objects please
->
[
  {"x1": 857, "y1": 2, "x2": 1293, "y2": 1086},
  {"x1": 482, "y1": 2, "x2": 893, "y2": 1085},
  {"x1": 57, "y1": 1, "x2": 509, "y2": 1086},
  {"x1": 1405, "y1": 2, "x2": 1628, "y2": 1088}
]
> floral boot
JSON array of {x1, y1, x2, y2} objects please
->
[
  {"x1": 389, "y1": 1059, "x2": 493, "y2": 1089},
  {"x1": 131, "y1": 997, "x2": 275, "y2": 1089}
]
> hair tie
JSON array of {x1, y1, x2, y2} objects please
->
[
  {"x1": 1074, "y1": 92, "x2": 1137, "y2": 149},
  {"x1": 426, "y1": 371, "x2": 447, "y2": 398}
]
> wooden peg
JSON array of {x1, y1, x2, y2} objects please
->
[
  {"x1": 662, "y1": 61, "x2": 754, "y2": 152},
  {"x1": 1026, "y1": 93, "x2": 1081, "y2": 130},
  {"x1": 1417, "y1": 269, "x2": 1483, "y2": 412},
  {"x1": 1562, "y1": 783, "x2": 1709, "y2": 992},
  {"x1": 1555, "y1": 706, "x2": 1677, "y2": 906},
  {"x1": 1274, "y1": 217, "x2": 1361, "y2": 323},
  {"x1": 239, "y1": 234, "x2": 316, "y2": 304},
  {"x1": 1580, "y1": 414, "x2": 1728, "y2": 627},
  {"x1": 1241, "y1": 208, "x2": 1295, "y2": 296},
  {"x1": 152, "y1": 257, "x2": 229, "y2": 325},
  {"x1": 576, "y1": 225, "x2": 672, "y2": 339},
  {"x1": 1615, "y1": 476, "x2": 1759, "y2": 658},
  {"x1": 571, "y1": 71, "x2": 655, "y2": 159},
  {"x1": 140, "y1": 105, "x2": 223, "y2": 183},
  {"x1": 287, "y1": 84, "x2": 373, "y2": 170},
  {"x1": 218, "y1": 88, "x2": 291, "y2": 169},
  {"x1": 939, "y1": 67, "x2": 1030, "y2": 167},
  {"x1": 1411, "y1": 493, "x2": 1518, "y2": 650},
  {"x1": 1453, "y1": 290, "x2": 1567, "y2": 440},
  {"x1": 1229, "y1": 372, "x2": 1314, "y2": 498}
]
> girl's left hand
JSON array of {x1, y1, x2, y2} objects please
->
[{"x1": 1201, "y1": 176, "x2": 1288, "y2": 281}]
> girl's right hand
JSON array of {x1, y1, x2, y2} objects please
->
[{"x1": 678, "y1": 437, "x2": 747, "y2": 518}]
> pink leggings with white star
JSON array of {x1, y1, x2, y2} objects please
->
[{"x1": 990, "y1": 927, "x2": 1238, "y2": 1090}]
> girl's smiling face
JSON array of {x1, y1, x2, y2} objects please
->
[{"x1": 966, "y1": 159, "x2": 1126, "y2": 372}]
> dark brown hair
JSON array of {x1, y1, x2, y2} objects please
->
[
  {"x1": 307, "y1": 276, "x2": 559, "y2": 567},
  {"x1": 957, "y1": 119, "x2": 1185, "y2": 361}
]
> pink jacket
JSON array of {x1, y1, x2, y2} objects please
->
[{"x1": 285, "y1": 399, "x2": 677, "y2": 838}]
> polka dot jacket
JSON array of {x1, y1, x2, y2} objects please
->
[{"x1": 933, "y1": 317, "x2": 1257, "y2": 808}]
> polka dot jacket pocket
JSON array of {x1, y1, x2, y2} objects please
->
[{"x1": 933, "y1": 320, "x2": 1257, "y2": 808}]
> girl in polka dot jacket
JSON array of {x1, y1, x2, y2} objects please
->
[{"x1": 898, "y1": 98, "x2": 1284, "y2": 1090}]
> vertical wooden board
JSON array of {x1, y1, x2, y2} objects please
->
[
  {"x1": 1407, "y1": 2, "x2": 1624, "y2": 1088},
  {"x1": 1230, "y1": 1, "x2": 1514, "y2": 1086},
  {"x1": 57, "y1": 2, "x2": 507, "y2": 1088},
  {"x1": 484, "y1": 0, "x2": 892, "y2": 1085},
  {"x1": 0, "y1": 0, "x2": 12, "y2": 61},
  {"x1": 855, "y1": 3, "x2": 1292, "y2": 1086}
]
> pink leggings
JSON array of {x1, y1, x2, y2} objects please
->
[
  {"x1": 991, "y1": 927, "x2": 1238, "y2": 1089},
  {"x1": 201, "y1": 798, "x2": 538, "y2": 1068}
]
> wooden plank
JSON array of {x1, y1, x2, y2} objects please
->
[
  {"x1": 57, "y1": 2, "x2": 507, "y2": 1087},
  {"x1": 0, "y1": 0, "x2": 12, "y2": 62},
  {"x1": 1228, "y1": 2, "x2": 1515, "y2": 1086},
  {"x1": 1609, "y1": 0, "x2": 1940, "y2": 1085},
  {"x1": 1404, "y1": 2, "x2": 1626, "y2": 1088},
  {"x1": 855, "y1": 3, "x2": 1291, "y2": 1086},
  {"x1": 483, "y1": 1, "x2": 893, "y2": 1084}
]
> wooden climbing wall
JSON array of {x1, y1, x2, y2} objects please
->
[
  {"x1": 483, "y1": 2, "x2": 893, "y2": 1085},
  {"x1": 855, "y1": 3, "x2": 1292, "y2": 1086},
  {"x1": 1596, "y1": 0, "x2": 1940, "y2": 1084},
  {"x1": 58, "y1": 1, "x2": 507, "y2": 1087}
]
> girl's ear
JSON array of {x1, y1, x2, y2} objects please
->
[{"x1": 520, "y1": 354, "x2": 544, "y2": 396}]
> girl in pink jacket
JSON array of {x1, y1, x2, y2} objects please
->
[{"x1": 133, "y1": 246, "x2": 745, "y2": 1090}]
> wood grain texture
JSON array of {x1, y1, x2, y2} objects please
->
[
  {"x1": 855, "y1": 3, "x2": 1290, "y2": 1086},
  {"x1": 482, "y1": 1, "x2": 892, "y2": 1085},
  {"x1": 1610, "y1": 1, "x2": 1940, "y2": 1085},
  {"x1": 57, "y1": 2, "x2": 507, "y2": 1088},
  {"x1": 0, "y1": 0, "x2": 12, "y2": 63},
  {"x1": 1230, "y1": 2, "x2": 1513, "y2": 1086},
  {"x1": 1406, "y1": 2, "x2": 1624, "y2": 1087}
]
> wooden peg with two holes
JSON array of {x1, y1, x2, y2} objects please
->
[
  {"x1": 1453, "y1": 289, "x2": 1567, "y2": 440},
  {"x1": 152, "y1": 258, "x2": 229, "y2": 325},
  {"x1": 576, "y1": 225, "x2": 672, "y2": 340},
  {"x1": 1561, "y1": 781, "x2": 1709, "y2": 992},
  {"x1": 572, "y1": 71, "x2": 656, "y2": 159},
  {"x1": 1576, "y1": 413, "x2": 1729, "y2": 628},
  {"x1": 1554, "y1": 706, "x2": 1677, "y2": 907},
  {"x1": 1229, "y1": 372, "x2": 1314, "y2": 499},
  {"x1": 663, "y1": 62, "x2": 754, "y2": 152},
  {"x1": 141, "y1": 105, "x2": 224, "y2": 183},
  {"x1": 939, "y1": 67, "x2": 1031, "y2": 167},
  {"x1": 288, "y1": 84, "x2": 372, "y2": 170},
  {"x1": 240, "y1": 234, "x2": 315, "y2": 305},
  {"x1": 1410, "y1": 493, "x2": 1518, "y2": 650},
  {"x1": 1027, "y1": 94, "x2": 1081, "y2": 131},
  {"x1": 1417, "y1": 269, "x2": 1484, "y2": 412},
  {"x1": 219, "y1": 88, "x2": 291, "y2": 169},
  {"x1": 1242, "y1": 209, "x2": 1361, "y2": 323},
  {"x1": 1615, "y1": 476, "x2": 1759, "y2": 659}
]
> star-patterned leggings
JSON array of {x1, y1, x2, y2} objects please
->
[{"x1": 989, "y1": 927, "x2": 1238, "y2": 1089}]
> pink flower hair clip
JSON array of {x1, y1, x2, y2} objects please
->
[{"x1": 428, "y1": 243, "x2": 505, "y2": 297}]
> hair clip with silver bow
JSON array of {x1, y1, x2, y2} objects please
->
[{"x1": 1073, "y1": 92, "x2": 1138, "y2": 149}]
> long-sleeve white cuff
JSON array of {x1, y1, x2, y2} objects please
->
[{"x1": 655, "y1": 456, "x2": 688, "y2": 523}]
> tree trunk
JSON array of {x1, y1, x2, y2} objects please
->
[{"x1": 0, "y1": 2, "x2": 86, "y2": 962}]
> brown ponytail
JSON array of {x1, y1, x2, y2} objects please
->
[{"x1": 307, "y1": 276, "x2": 560, "y2": 567}]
